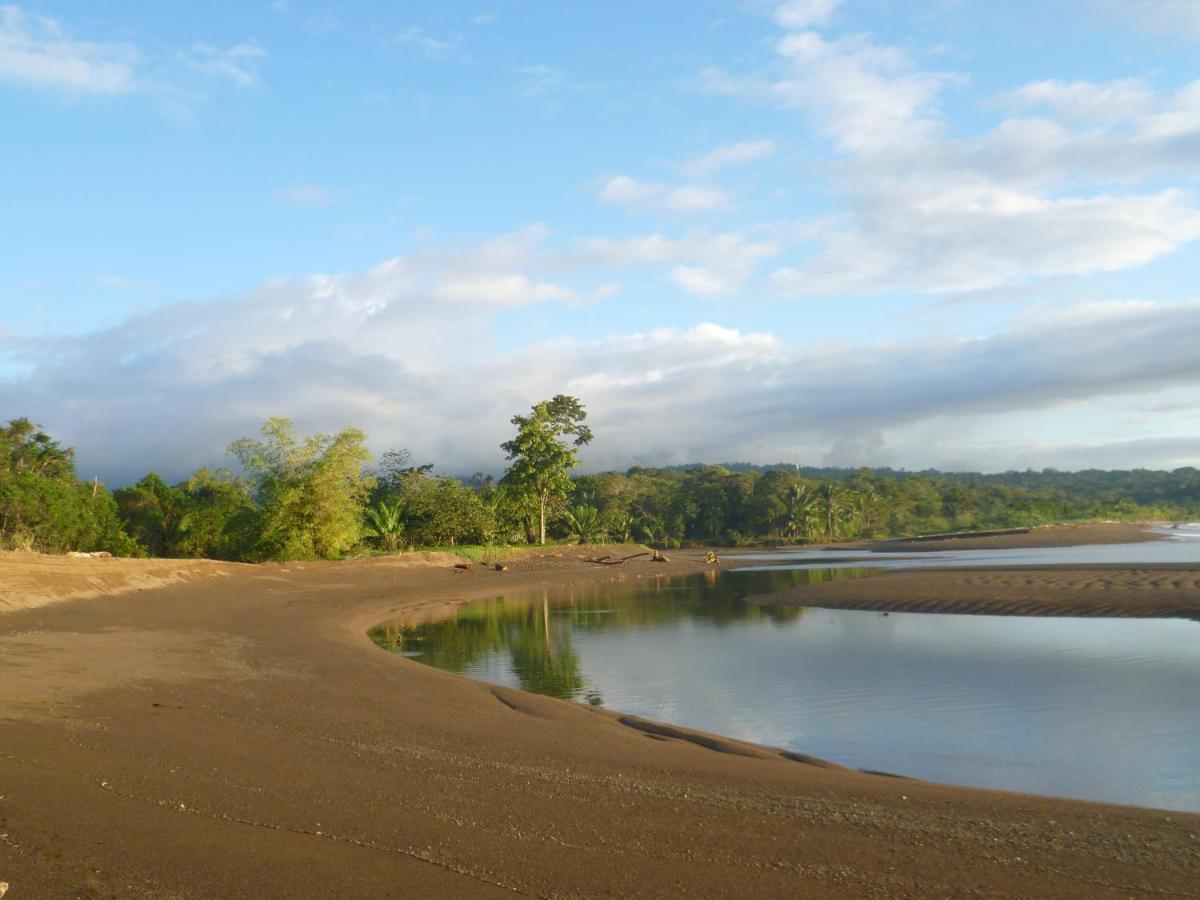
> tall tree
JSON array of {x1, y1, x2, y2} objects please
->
[
  {"x1": 1, "y1": 418, "x2": 76, "y2": 480},
  {"x1": 229, "y1": 417, "x2": 373, "y2": 560},
  {"x1": 177, "y1": 468, "x2": 261, "y2": 560},
  {"x1": 500, "y1": 396, "x2": 593, "y2": 544},
  {"x1": 815, "y1": 482, "x2": 846, "y2": 541},
  {"x1": 364, "y1": 499, "x2": 405, "y2": 551},
  {"x1": 1, "y1": 418, "x2": 135, "y2": 555},
  {"x1": 114, "y1": 473, "x2": 188, "y2": 556}
]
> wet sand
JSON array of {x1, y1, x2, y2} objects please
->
[
  {"x1": 749, "y1": 564, "x2": 1200, "y2": 618},
  {"x1": 1, "y1": 531, "x2": 1198, "y2": 898},
  {"x1": 749, "y1": 522, "x2": 1200, "y2": 618},
  {"x1": 861, "y1": 521, "x2": 1162, "y2": 553}
]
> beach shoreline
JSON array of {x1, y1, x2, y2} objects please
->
[
  {"x1": 742, "y1": 521, "x2": 1200, "y2": 618},
  {"x1": 1, "y1": 524, "x2": 1198, "y2": 897}
]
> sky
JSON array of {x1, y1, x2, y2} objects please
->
[{"x1": 2, "y1": 0, "x2": 1200, "y2": 484}]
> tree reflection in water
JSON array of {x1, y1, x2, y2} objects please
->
[{"x1": 368, "y1": 567, "x2": 882, "y2": 704}]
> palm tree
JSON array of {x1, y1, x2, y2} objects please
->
[
  {"x1": 563, "y1": 504, "x2": 605, "y2": 544},
  {"x1": 837, "y1": 494, "x2": 862, "y2": 539},
  {"x1": 816, "y1": 482, "x2": 846, "y2": 541},
  {"x1": 842, "y1": 487, "x2": 877, "y2": 539},
  {"x1": 365, "y1": 500, "x2": 405, "y2": 551},
  {"x1": 634, "y1": 515, "x2": 663, "y2": 545},
  {"x1": 782, "y1": 484, "x2": 817, "y2": 540},
  {"x1": 853, "y1": 485, "x2": 879, "y2": 535},
  {"x1": 605, "y1": 511, "x2": 634, "y2": 544}
]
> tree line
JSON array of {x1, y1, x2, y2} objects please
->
[{"x1": 2, "y1": 401, "x2": 1197, "y2": 561}]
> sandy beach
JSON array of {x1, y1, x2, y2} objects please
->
[
  {"x1": 748, "y1": 523, "x2": 1200, "y2": 618},
  {"x1": 1, "y1": 526, "x2": 1198, "y2": 898}
]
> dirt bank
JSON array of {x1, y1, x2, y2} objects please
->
[
  {"x1": 0, "y1": 539, "x2": 1197, "y2": 898},
  {"x1": 857, "y1": 521, "x2": 1161, "y2": 552},
  {"x1": 749, "y1": 564, "x2": 1200, "y2": 619},
  {"x1": 0, "y1": 550, "x2": 238, "y2": 614}
]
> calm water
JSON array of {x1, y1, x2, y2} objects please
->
[
  {"x1": 371, "y1": 541, "x2": 1200, "y2": 813},
  {"x1": 728, "y1": 523, "x2": 1200, "y2": 571}
]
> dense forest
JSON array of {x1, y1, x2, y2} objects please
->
[{"x1": 2, "y1": 405, "x2": 1197, "y2": 561}]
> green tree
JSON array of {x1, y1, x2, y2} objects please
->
[
  {"x1": 601, "y1": 508, "x2": 634, "y2": 543},
  {"x1": 404, "y1": 476, "x2": 495, "y2": 546},
  {"x1": 815, "y1": 482, "x2": 846, "y2": 541},
  {"x1": 0, "y1": 418, "x2": 136, "y2": 555},
  {"x1": 563, "y1": 503, "x2": 605, "y2": 543},
  {"x1": 500, "y1": 396, "x2": 593, "y2": 544},
  {"x1": 229, "y1": 418, "x2": 373, "y2": 560},
  {"x1": 783, "y1": 483, "x2": 817, "y2": 540},
  {"x1": 1, "y1": 418, "x2": 76, "y2": 480},
  {"x1": 364, "y1": 499, "x2": 405, "y2": 551},
  {"x1": 114, "y1": 473, "x2": 188, "y2": 556},
  {"x1": 176, "y1": 468, "x2": 260, "y2": 560}
]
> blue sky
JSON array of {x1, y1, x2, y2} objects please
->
[{"x1": 2, "y1": 0, "x2": 1200, "y2": 483}]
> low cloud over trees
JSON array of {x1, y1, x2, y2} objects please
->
[{"x1": 2, "y1": 402, "x2": 1198, "y2": 560}]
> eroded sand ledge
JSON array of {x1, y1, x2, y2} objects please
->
[
  {"x1": 1, "y1": 528, "x2": 1198, "y2": 898},
  {"x1": 749, "y1": 523, "x2": 1200, "y2": 618},
  {"x1": 749, "y1": 565, "x2": 1200, "y2": 618}
]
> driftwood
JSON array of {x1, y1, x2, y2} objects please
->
[
  {"x1": 583, "y1": 551, "x2": 651, "y2": 567},
  {"x1": 452, "y1": 562, "x2": 474, "y2": 573},
  {"x1": 704, "y1": 550, "x2": 720, "y2": 564},
  {"x1": 494, "y1": 563, "x2": 508, "y2": 571}
]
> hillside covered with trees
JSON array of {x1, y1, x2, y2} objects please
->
[{"x1": 2, "y1": 402, "x2": 1197, "y2": 561}]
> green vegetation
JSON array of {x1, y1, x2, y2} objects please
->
[
  {"x1": 367, "y1": 568, "x2": 874, "y2": 702},
  {"x1": 229, "y1": 417, "x2": 372, "y2": 560},
  {"x1": 0, "y1": 418, "x2": 135, "y2": 555},
  {"x1": 499, "y1": 395, "x2": 592, "y2": 544},
  {"x1": 2, "y1": 400, "x2": 1198, "y2": 560}
]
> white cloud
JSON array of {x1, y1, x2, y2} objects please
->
[
  {"x1": 8, "y1": 255, "x2": 1200, "y2": 482},
  {"x1": 598, "y1": 175, "x2": 662, "y2": 206},
  {"x1": 774, "y1": 0, "x2": 844, "y2": 30},
  {"x1": 272, "y1": 183, "x2": 339, "y2": 208},
  {"x1": 187, "y1": 42, "x2": 267, "y2": 88},
  {"x1": 682, "y1": 139, "x2": 776, "y2": 178},
  {"x1": 995, "y1": 78, "x2": 1154, "y2": 124},
  {"x1": 0, "y1": 5, "x2": 138, "y2": 94},
  {"x1": 434, "y1": 273, "x2": 574, "y2": 306},
  {"x1": 0, "y1": 6, "x2": 270, "y2": 107},
  {"x1": 598, "y1": 175, "x2": 728, "y2": 213},
  {"x1": 701, "y1": 21, "x2": 1200, "y2": 296},
  {"x1": 1099, "y1": 0, "x2": 1200, "y2": 39},
  {"x1": 565, "y1": 231, "x2": 779, "y2": 294},
  {"x1": 664, "y1": 184, "x2": 727, "y2": 212},
  {"x1": 516, "y1": 63, "x2": 562, "y2": 97},
  {"x1": 771, "y1": 185, "x2": 1200, "y2": 296},
  {"x1": 670, "y1": 266, "x2": 730, "y2": 296},
  {"x1": 701, "y1": 31, "x2": 954, "y2": 155},
  {"x1": 95, "y1": 274, "x2": 155, "y2": 291},
  {"x1": 394, "y1": 26, "x2": 459, "y2": 58},
  {"x1": 591, "y1": 282, "x2": 623, "y2": 300}
]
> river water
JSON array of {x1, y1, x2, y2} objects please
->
[{"x1": 370, "y1": 530, "x2": 1200, "y2": 812}]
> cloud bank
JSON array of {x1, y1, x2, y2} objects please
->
[{"x1": 4, "y1": 242, "x2": 1200, "y2": 483}]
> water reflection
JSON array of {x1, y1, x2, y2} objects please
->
[
  {"x1": 727, "y1": 532, "x2": 1200, "y2": 571},
  {"x1": 368, "y1": 565, "x2": 1200, "y2": 812},
  {"x1": 369, "y1": 568, "x2": 876, "y2": 701}
]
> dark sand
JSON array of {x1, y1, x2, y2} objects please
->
[
  {"x1": 859, "y1": 521, "x2": 1161, "y2": 552},
  {"x1": 1, "y1": 528, "x2": 1198, "y2": 898},
  {"x1": 749, "y1": 522, "x2": 1200, "y2": 618},
  {"x1": 749, "y1": 564, "x2": 1200, "y2": 618}
]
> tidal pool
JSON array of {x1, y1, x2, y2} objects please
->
[{"x1": 370, "y1": 565, "x2": 1200, "y2": 812}]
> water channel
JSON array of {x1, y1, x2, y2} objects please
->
[{"x1": 370, "y1": 534, "x2": 1200, "y2": 812}]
